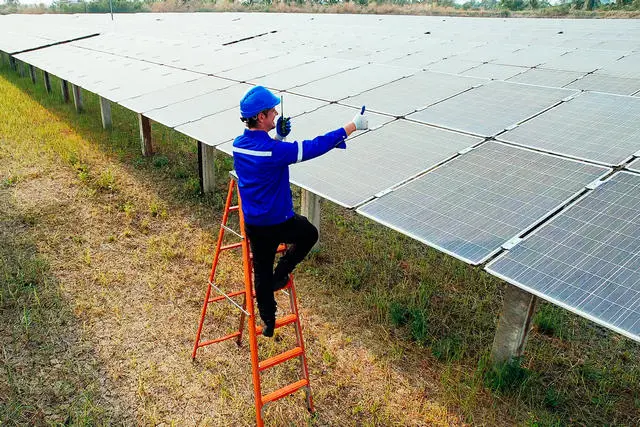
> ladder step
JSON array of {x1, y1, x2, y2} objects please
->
[
  {"x1": 256, "y1": 314, "x2": 297, "y2": 336},
  {"x1": 262, "y1": 379, "x2": 309, "y2": 405},
  {"x1": 229, "y1": 205, "x2": 239, "y2": 211},
  {"x1": 259, "y1": 346, "x2": 303, "y2": 371},
  {"x1": 220, "y1": 242, "x2": 243, "y2": 251},
  {"x1": 208, "y1": 289, "x2": 246, "y2": 303},
  {"x1": 197, "y1": 330, "x2": 242, "y2": 347}
]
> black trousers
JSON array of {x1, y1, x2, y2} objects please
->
[{"x1": 245, "y1": 214, "x2": 318, "y2": 325}]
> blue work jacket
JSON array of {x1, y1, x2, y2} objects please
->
[{"x1": 232, "y1": 127, "x2": 348, "y2": 226}]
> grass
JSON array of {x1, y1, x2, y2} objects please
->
[{"x1": 1, "y1": 58, "x2": 640, "y2": 425}]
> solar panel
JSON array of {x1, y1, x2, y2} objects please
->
[
  {"x1": 384, "y1": 43, "x2": 466, "y2": 69},
  {"x1": 144, "y1": 83, "x2": 251, "y2": 128},
  {"x1": 486, "y1": 171, "x2": 640, "y2": 342},
  {"x1": 357, "y1": 142, "x2": 610, "y2": 265},
  {"x1": 407, "y1": 81, "x2": 575, "y2": 137},
  {"x1": 629, "y1": 158, "x2": 640, "y2": 173},
  {"x1": 540, "y1": 49, "x2": 626, "y2": 73},
  {"x1": 491, "y1": 46, "x2": 571, "y2": 68},
  {"x1": 288, "y1": 120, "x2": 483, "y2": 208},
  {"x1": 499, "y1": 91, "x2": 640, "y2": 166},
  {"x1": 460, "y1": 63, "x2": 528, "y2": 81},
  {"x1": 340, "y1": 71, "x2": 484, "y2": 117},
  {"x1": 175, "y1": 93, "x2": 328, "y2": 147},
  {"x1": 596, "y1": 53, "x2": 640, "y2": 79},
  {"x1": 256, "y1": 58, "x2": 363, "y2": 91},
  {"x1": 507, "y1": 69, "x2": 585, "y2": 88},
  {"x1": 564, "y1": 74, "x2": 640, "y2": 96},
  {"x1": 118, "y1": 77, "x2": 233, "y2": 113},
  {"x1": 289, "y1": 64, "x2": 415, "y2": 102},
  {"x1": 215, "y1": 52, "x2": 318, "y2": 82},
  {"x1": 424, "y1": 58, "x2": 482, "y2": 75}
]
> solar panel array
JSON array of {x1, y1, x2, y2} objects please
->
[
  {"x1": 486, "y1": 172, "x2": 640, "y2": 341},
  {"x1": 2, "y1": 13, "x2": 640, "y2": 342},
  {"x1": 629, "y1": 158, "x2": 640, "y2": 173}
]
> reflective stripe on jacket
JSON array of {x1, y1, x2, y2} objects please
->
[{"x1": 232, "y1": 127, "x2": 348, "y2": 226}]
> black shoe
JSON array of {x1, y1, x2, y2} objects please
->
[
  {"x1": 262, "y1": 320, "x2": 275, "y2": 338},
  {"x1": 273, "y1": 274, "x2": 290, "y2": 292}
]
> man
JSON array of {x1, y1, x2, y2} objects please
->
[{"x1": 232, "y1": 85, "x2": 368, "y2": 337}]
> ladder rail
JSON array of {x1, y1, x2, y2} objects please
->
[
  {"x1": 191, "y1": 175, "x2": 315, "y2": 426},
  {"x1": 192, "y1": 178, "x2": 237, "y2": 360}
]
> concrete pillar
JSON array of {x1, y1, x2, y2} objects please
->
[
  {"x1": 197, "y1": 141, "x2": 216, "y2": 194},
  {"x1": 29, "y1": 65, "x2": 36, "y2": 84},
  {"x1": 9, "y1": 55, "x2": 16, "y2": 71},
  {"x1": 43, "y1": 71, "x2": 52, "y2": 93},
  {"x1": 18, "y1": 61, "x2": 26, "y2": 77},
  {"x1": 491, "y1": 285, "x2": 537, "y2": 364},
  {"x1": 99, "y1": 96, "x2": 112, "y2": 130},
  {"x1": 301, "y1": 189, "x2": 321, "y2": 247},
  {"x1": 61, "y1": 79, "x2": 70, "y2": 103},
  {"x1": 138, "y1": 114, "x2": 153, "y2": 157}
]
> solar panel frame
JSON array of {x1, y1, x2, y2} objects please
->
[
  {"x1": 498, "y1": 91, "x2": 640, "y2": 167},
  {"x1": 357, "y1": 141, "x2": 611, "y2": 265},
  {"x1": 485, "y1": 171, "x2": 640, "y2": 343}
]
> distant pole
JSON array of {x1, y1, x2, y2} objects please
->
[{"x1": 109, "y1": 0, "x2": 113, "y2": 20}]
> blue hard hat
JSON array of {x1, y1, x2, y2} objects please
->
[{"x1": 240, "y1": 86, "x2": 280, "y2": 119}]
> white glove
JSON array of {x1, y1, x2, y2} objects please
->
[{"x1": 352, "y1": 106, "x2": 368, "y2": 131}]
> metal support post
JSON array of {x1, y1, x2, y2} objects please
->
[
  {"x1": 138, "y1": 114, "x2": 153, "y2": 156},
  {"x1": 197, "y1": 141, "x2": 216, "y2": 194},
  {"x1": 300, "y1": 189, "x2": 321, "y2": 248},
  {"x1": 61, "y1": 79, "x2": 70, "y2": 103},
  {"x1": 72, "y1": 84, "x2": 83, "y2": 113},
  {"x1": 99, "y1": 96, "x2": 112, "y2": 130},
  {"x1": 491, "y1": 285, "x2": 537, "y2": 364},
  {"x1": 43, "y1": 71, "x2": 52, "y2": 93},
  {"x1": 29, "y1": 65, "x2": 36, "y2": 84}
]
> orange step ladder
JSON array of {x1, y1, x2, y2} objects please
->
[{"x1": 192, "y1": 173, "x2": 314, "y2": 426}]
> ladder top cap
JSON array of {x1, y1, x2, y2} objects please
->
[{"x1": 229, "y1": 170, "x2": 238, "y2": 179}]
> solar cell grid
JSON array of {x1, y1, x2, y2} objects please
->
[
  {"x1": 499, "y1": 91, "x2": 640, "y2": 166},
  {"x1": 486, "y1": 171, "x2": 640, "y2": 342},
  {"x1": 596, "y1": 53, "x2": 640, "y2": 79},
  {"x1": 629, "y1": 158, "x2": 640, "y2": 173},
  {"x1": 289, "y1": 120, "x2": 483, "y2": 208},
  {"x1": 407, "y1": 81, "x2": 575, "y2": 137},
  {"x1": 357, "y1": 142, "x2": 610, "y2": 265}
]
